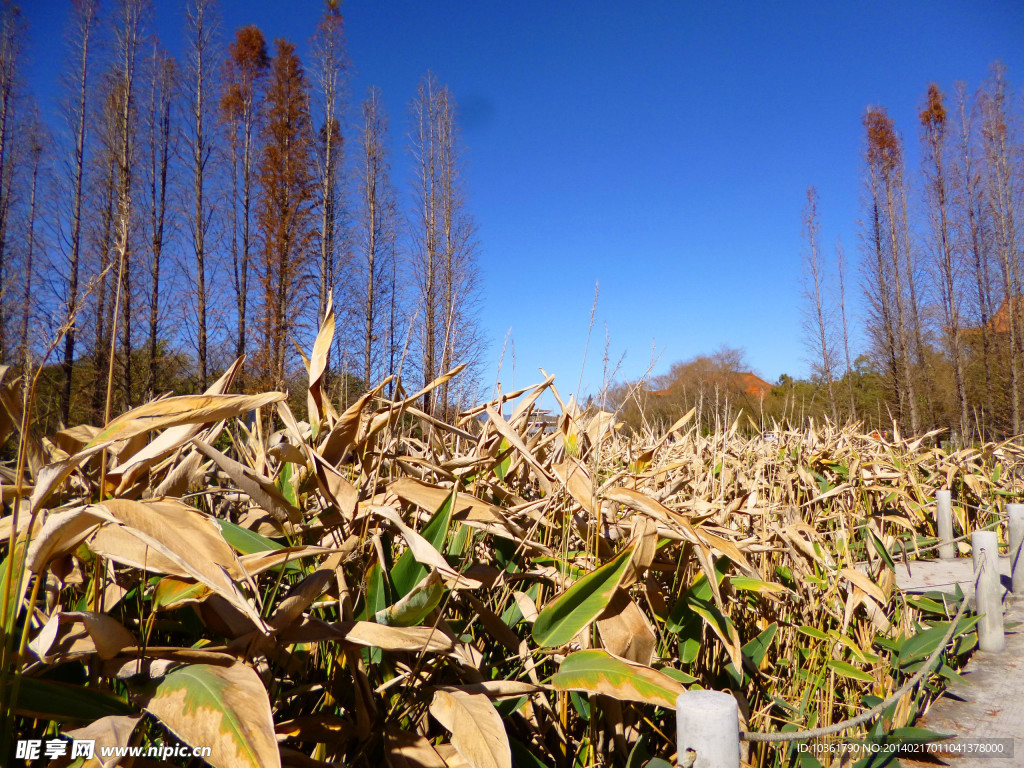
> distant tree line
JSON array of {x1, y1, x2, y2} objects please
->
[
  {"x1": 0, "y1": 0, "x2": 483, "y2": 432},
  {"x1": 614, "y1": 64, "x2": 1024, "y2": 441}
]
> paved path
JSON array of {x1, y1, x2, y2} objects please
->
[
  {"x1": 893, "y1": 556, "x2": 1012, "y2": 603},
  {"x1": 893, "y1": 558, "x2": 1023, "y2": 767}
]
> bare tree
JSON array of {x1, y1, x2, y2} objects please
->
[
  {"x1": 409, "y1": 72, "x2": 482, "y2": 414},
  {"x1": 59, "y1": 0, "x2": 98, "y2": 422},
  {"x1": 143, "y1": 44, "x2": 175, "y2": 398},
  {"x1": 90, "y1": 87, "x2": 119, "y2": 418},
  {"x1": 920, "y1": 83, "x2": 968, "y2": 436},
  {"x1": 185, "y1": 0, "x2": 218, "y2": 389},
  {"x1": 836, "y1": 237, "x2": 856, "y2": 419},
  {"x1": 979, "y1": 63, "x2": 1023, "y2": 433},
  {"x1": 18, "y1": 110, "x2": 43, "y2": 375},
  {"x1": 311, "y1": 2, "x2": 347, "y2": 328},
  {"x1": 106, "y1": 0, "x2": 145, "y2": 412},
  {"x1": 801, "y1": 186, "x2": 837, "y2": 421},
  {"x1": 355, "y1": 86, "x2": 397, "y2": 389},
  {"x1": 221, "y1": 25, "x2": 268, "y2": 369},
  {"x1": 0, "y1": 2, "x2": 23, "y2": 363},
  {"x1": 863, "y1": 106, "x2": 919, "y2": 432}
]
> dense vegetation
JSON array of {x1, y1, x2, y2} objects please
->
[{"x1": 1, "y1": 308, "x2": 1020, "y2": 767}]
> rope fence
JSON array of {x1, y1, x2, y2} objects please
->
[
  {"x1": 677, "y1": 498, "x2": 1024, "y2": 764},
  {"x1": 738, "y1": 561, "x2": 975, "y2": 743}
]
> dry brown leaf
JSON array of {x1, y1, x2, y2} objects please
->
[
  {"x1": 429, "y1": 688, "x2": 511, "y2": 768},
  {"x1": 194, "y1": 440, "x2": 302, "y2": 524},
  {"x1": 596, "y1": 592, "x2": 656, "y2": 666},
  {"x1": 65, "y1": 715, "x2": 142, "y2": 768}
]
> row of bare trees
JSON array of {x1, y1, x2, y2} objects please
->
[
  {"x1": 0, "y1": 0, "x2": 482, "y2": 429},
  {"x1": 802, "y1": 63, "x2": 1024, "y2": 439}
]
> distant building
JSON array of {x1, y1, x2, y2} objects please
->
[{"x1": 964, "y1": 296, "x2": 1023, "y2": 339}]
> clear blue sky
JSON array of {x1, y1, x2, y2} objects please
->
[{"x1": 21, "y1": 1, "x2": 1024, "y2": 400}]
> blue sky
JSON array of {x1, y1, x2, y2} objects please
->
[{"x1": 20, "y1": 1, "x2": 1024, "y2": 400}]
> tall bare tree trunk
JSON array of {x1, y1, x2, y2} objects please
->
[
  {"x1": 981, "y1": 64, "x2": 1023, "y2": 434},
  {"x1": 801, "y1": 186, "x2": 837, "y2": 422},
  {"x1": 921, "y1": 84, "x2": 968, "y2": 437},
  {"x1": 312, "y1": 6, "x2": 346, "y2": 330},
  {"x1": 146, "y1": 47, "x2": 173, "y2": 399},
  {"x1": 357, "y1": 87, "x2": 396, "y2": 390},
  {"x1": 411, "y1": 73, "x2": 440, "y2": 412},
  {"x1": 954, "y1": 82, "x2": 996, "y2": 424},
  {"x1": 187, "y1": 0, "x2": 216, "y2": 389},
  {"x1": 18, "y1": 115, "x2": 42, "y2": 376},
  {"x1": 0, "y1": 4, "x2": 22, "y2": 363},
  {"x1": 107, "y1": 0, "x2": 143, "y2": 412},
  {"x1": 836, "y1": 238, "x2": 856, "y2": 419},
  {"x1": 61, "y1": 0, "x2": 96, "y2": 423}
]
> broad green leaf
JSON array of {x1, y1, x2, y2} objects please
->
[
  {"x1": 906, "y1": 595, "x2": 952, "y2": 615},
  {"x1": 145, "y1": 662, "x2": 280, "y2": 768},
  {"x1": 391, "y1": 489, "x2": 454, "y2": 597},
  {"x1": 360, "y1": 561, "x2": 392, "y2": 621},
  {"x1": 215, "y1": 520, "x2": 284, "y2": 554},
  {"x1": 496, "y1": 438, "x2": 512, "y2": 481},
  {"x1": 533, "y1": 546, "x2": 635, "y2": 647},
  {"x1": 0, "y1": 535, "x2": 28, "y2": 626},
  {"x1": 885, "y1": 727, "x2": 951, "y2": 743},
  {"x1": 16, "y1": 678, "x2": 134, "y2": 722},
  {"x1": 551, "y1": 649, "x2": 684, "y2": 708},
  {"x1": 153, "y1": 577, "x2": 211, "y2": 610},
  {"x1": 899, "y1": 616, "x2": 978, "y2": 668},
  {"x1": 743, "y1": 623, "x2": 778, "y2": 668},
  {"x1": 657, "y1": 666, "x2": 698, "y2": 685},
  {"x1": 666, "y1": 556, "x2": 729, "y2": 632},
  {"x1": 376, "y1": 571, "x2": 445, "y2": 627},
  {"x1": 275, "y1": 461, "x2": 298, "y2": 507},
  {"x1": 798, "y1": 626, "x2": 829, "y2": 641},
  {"x1": 510, "y1": 738, "x2": 547, "y2": 768},
  {"x1": 728, "y1": 576, "x2": 790, "y2": 597},
  {"x1": 827, "y1": 660, "x2": 876, "y2": 683},
  {"x1": 868, "y1": 529, "x2": 896, "y2": 572},
  {"x1": 569, "y1": 690, "x2": 591, "y2": 720},
  {"x1": 644, "y1": 761, "x2": 673, "y2": 768}
]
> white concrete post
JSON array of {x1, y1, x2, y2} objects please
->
[
  {"x1": 936, "y1": 490, "x2": 954, "y2": 560},
  {"x1": 1009, "y1": 504, "x2": 1024, "y2": 594},
  {"x1": 972, "y1": 530, "x2": 1005, "y2": 653},
  {"x1": 676, "y1": 690, "x2": 740, "y2": 768}
]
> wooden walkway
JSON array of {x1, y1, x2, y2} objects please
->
[{"x1": 894, "y1": 557, "x2": 1023, "y2": 767}]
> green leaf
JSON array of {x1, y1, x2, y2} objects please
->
[
  {"x1": 885, "y1": 727, "x2": 951, "y2": 743},
  {"x1": 666, "y1": 557, "x2": 729, "y2": 632},
  {"x1": 16, "y1": 678, "x2": 134, "y2": 722},
  {"x1": 798, "y1": 626, "x2": 829, "y2": 641},
  {"x1": 551, "y1": 649, "x2": 684, "y2": 708},
  {"x1": 510, "y1": 737, "x2": 548, "y2": 767},
  {"x1": 391, "y1": 489, "x2": 454, "y2": 597},
  {"x1": 905, "y1": 596, "x2": 952, "y2": 615},
  {"x1": 742, "y1": 622, "x2": 777, "y2": 668},
  {"x1": 569, "y1": 690, "x2": 591, "y2": 720},
  {"x1": 375, "y1": 571, "x2": 444, "y2": 627},
  {"x1": 275, "y1": 461, "x2": 298, "y2": 507},
  {"x1": 827, "y1": 660, "x2": 876, "y2": 683},
  {"x1": 644, "y1": 761, "x2": 673, "y2": 768},
  {"x1": 216, "y1": 519, "x2": 284, "y2": 554},
  {"x1": 533, "y1": 546, "x2": 635, "y2": 647},
  {"x1": 496, "y1": 438, "x2": 512, "y2": 481},
  {"x1": 145, "y1": 663, "x2": 280, "y2": 768},
  {"x1": 657, "y1": 666, "x2": 698, "y2": 685},
  {"x1": 153, "y1": 577, "x2": 211, "y2": 610},
  {"x1": 872, "y1": 528, "x2": 897, "y2": 573}
]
